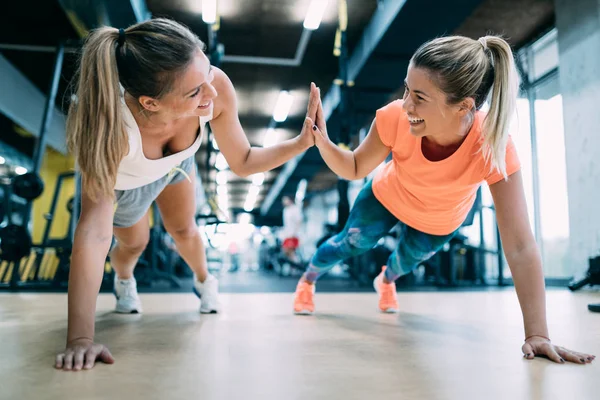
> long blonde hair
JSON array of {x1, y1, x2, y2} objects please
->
[
  {"x1": 66, "y1": 18, "x2": 204, "y2": 200},
  {"x1": 411, "y1": 35, "x2": 519, "y2": 179}
]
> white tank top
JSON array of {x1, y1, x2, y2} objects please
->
[{"x1": 114, "y1": 97, "x2": 212, "y2": 191}]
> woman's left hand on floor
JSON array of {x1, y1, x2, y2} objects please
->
[{"x1": 522, "y1": 336, "x2": 595, "y2": 364}]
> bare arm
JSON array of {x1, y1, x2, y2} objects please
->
[
  {"x1": 314, "y1": 118, "x2": 390, "y2": 180},
  {"x1": 490, "y1": 171, "x2": 548, "y2": 340},
  {"x1": 67, "y1": 191, "x2": 115, "y2": 343},
  {"x1": 56, "y1": 187, "x2": 115, "y2": 370},
  {"x1": 209, "y1": 69, "x2": 317, "y2": 177}
]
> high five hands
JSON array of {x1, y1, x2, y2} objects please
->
[{"x1": 300, "y1": 82, "x2": 330, "y2": 149}]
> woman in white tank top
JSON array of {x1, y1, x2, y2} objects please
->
[{"x1": 56, "y1": 18, "x2": 320, "y2": 371}]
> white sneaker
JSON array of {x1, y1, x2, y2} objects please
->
[
  {"x1": 113, "y1": 276, "x2": 143, "y2": 314},
  {"x1": 193, "y1": 274, "x2": 219, "y2": 314}
]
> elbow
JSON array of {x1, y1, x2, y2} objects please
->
[
  {"x1": 229, "y1": 148, "x2": 253, "y2": 178},
  {"x1": 350, "y1": 153, "x2": 363, "y2": 180},
  {"x1": 229, "y1": 164, "x2": 250, "y2": 178}
]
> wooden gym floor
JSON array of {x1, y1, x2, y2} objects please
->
[{"x1": 1, "y1": 289, "x2": 598, "y2": 400}]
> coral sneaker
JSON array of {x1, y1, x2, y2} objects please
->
[
  {"x1": 373, "y1": 267, "x2": 399, "y2": 313},
  {"x1": 293, "y1": 280, "x2": 315, "y2": 315}
]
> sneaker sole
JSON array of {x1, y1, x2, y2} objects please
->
[
  {"x1": 114, "y1": 305, "x2": 142, "y2": 314},
  {"x1": 294, "y1": 309, "x2": 314, "y2": 315},
  {"x1": 113, "y1": 290, "x2": 142, "y2": 314}
]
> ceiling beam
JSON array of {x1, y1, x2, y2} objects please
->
[{"x1": 0, "y1": 54, "x2": 67, "y2": 154}]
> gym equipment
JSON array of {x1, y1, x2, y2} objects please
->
[
  {"x1": 588, "y1": 304, "x2": 600, "y2": 313},
  {"x1": 568, "y1": 255, "x2": 600, "y2": 291},
  {"x1": 12, "y1": 172, "x2": 44, "y2": 200},
  {"x1": 0, "y1": 43, "x2": 64, "y2": 290},
  {"x1": 0, "y1": 224, "x2": 32, "y2": 262},
  {"x1": 0, "y1": 172, "x2": 76, "y2": 289}
]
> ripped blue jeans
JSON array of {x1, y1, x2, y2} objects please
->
[{"x1": 305, "y1": 180, "x2": 458, "y2": 283}]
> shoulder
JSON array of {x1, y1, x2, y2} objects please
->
[
  {"x1": 375, "y1": 99, "x2": 408, "y2": 128},
  {"x1": 375, "y1": 99, "x2": 408, "y2": 147},
  {"x1": 211, "y1": 67, "x2": 236, "y2": 120},
  {"x1": 376, "y1": 99, "x2": 404, "y2": 119}
]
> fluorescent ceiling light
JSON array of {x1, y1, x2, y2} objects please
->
[
  {"x1": 251, "y1": 173, "x2": 265, "y2": 186},
  {"x1": 295, "y1": 178, "x2": 308, "y2": 203},
  {"x1": 273, "y1": 90, "x2": 293, "y2": 122},
  {"x1": 244, "y1": 196, "x2": 256, "y2": 212},
  {"x1": 215, "y1": 153, "x2": 228, "y2": 170},
  {"x1": 248, "y1": 185, "x2": 260, "y2": 197},
  {"x1": 202, "y1": 0, "x2": 217, "y2": 24},
  {"x1": 263, "y1": 128, "x2": 278, "y2": 148},
  {"x1": 238, "y1": 213, "x2": 252, "y2": 225},
  {"x1": 303, "y1": 0, "x2": 329, "y2": 30},
  {"x1": 217, "y1": 185, "x2": 228, "y2": 196},
  {"x1": 216, "y1": 171, "x2": 228, "y2": 185}
]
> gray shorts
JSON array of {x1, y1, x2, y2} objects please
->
[{"x1": 113, "y1": 156, "x2": 196, "y2": 228}]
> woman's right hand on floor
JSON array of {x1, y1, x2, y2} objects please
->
[{"x1": 55, "y1": 338, "x2": 114, "y2": 371}]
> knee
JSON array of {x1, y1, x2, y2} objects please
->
[
  {"x1": 344, "y1": 227, "x2": 379, "y2": 250},
  {"x1": 167, "y1": 221, "x2": 200, "y2": 242},
  {"x1": 116, "y1": 235, "x2": 149, "y2": 256}
]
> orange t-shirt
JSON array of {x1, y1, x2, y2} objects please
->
[{"x1": 372, "y1": 100, "x2": 521, "y2": 236}]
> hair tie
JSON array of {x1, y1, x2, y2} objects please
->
[
  {"x1": 478, "y1": 37, "x2": 488, "y2": 51},
  {"x1": 118, "y1": 28, "x2": 126, "y2": 47}
]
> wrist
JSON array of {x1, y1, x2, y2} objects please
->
[
  {"x1": 293, "y1": 134, "x2": 312, "y2": 152},
  {"x1": 316, "y1": 137, "x2": 335, "y2": 152},
  {"x1": 524, "y1": 334, "x2": 550, "y2": 342},
  {"x1": 67, "y1": 336, "x2": 94, "y2": 345}
]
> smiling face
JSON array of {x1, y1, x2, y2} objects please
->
[
  {"x1": 401, "y1": 64, "x2": 471, "y2": 140},
  {"x1": 138, "y1": 50, "x2": 217, "y2": 119}
]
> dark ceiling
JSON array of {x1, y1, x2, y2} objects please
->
[{"x1": 0, "y1": 0, "x2": 554, "y2": 224}]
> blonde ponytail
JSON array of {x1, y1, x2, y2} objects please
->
[
  {"x1": 66, "y1": 27, "x2": 127, "y2": 201},
  {"x1": 479, "y1": 36, "x2": 518, "y2": 178}
]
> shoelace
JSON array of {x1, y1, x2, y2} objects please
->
[{"x1": 119, "y1": 281, "x2": 137, "y2": 300}]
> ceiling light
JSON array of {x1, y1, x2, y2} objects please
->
[
  {"x1": 263, "y1": 128, "x2": 278, "y2": 148},
  {"x1": 215, "y1": 153, "x2": 228, "y2": 170},
  {"x1": 216, "y1": 170, "x2": 228, "y2": 185},
  {"x1": 15, "y1": 166, "x2": 27, "y2": 175},
  {"x1": 252, "y1": 173, "x2": 265, "y2": 186},
  {"x1": 202, "y1": 0, "x2": 217, "y2": 24},
  {"x1": 248, "y1": 185, "x2": 260, "y2": 197},
  {"x1": 273, "y1": 90, "x2": 293, "y2": 122},
  {"x1": 303, "y1": 0, "x2": 329, "y2": 30},
  {"x1": 217, "y1": 185, "x2": 228, "y2": 196},
  {"x1": 238, "y1": 213, "x2": 252, "y2": 225},
  {"x1": 0, "y1": 156, "x2": 5, "y2": 164}
]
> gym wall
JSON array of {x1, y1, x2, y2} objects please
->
[{"x1": 31, "y1": 148, "x2": 74, "y2": 243}]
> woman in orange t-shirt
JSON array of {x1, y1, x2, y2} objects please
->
[{"x1": 293, "y1": 35, "x2": 594, "y2": 364}]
